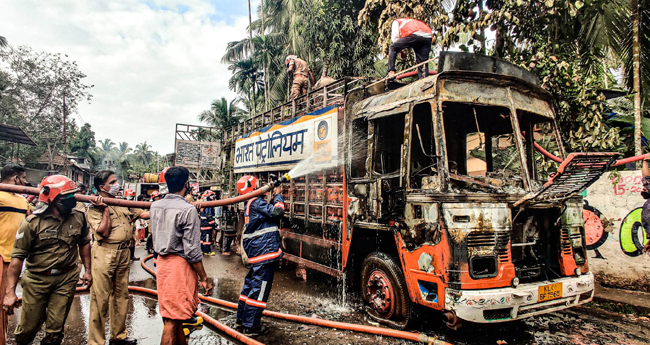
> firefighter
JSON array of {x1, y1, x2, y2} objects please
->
[
  {"x1": 199, "y1": 190, "x2": 217, "y2": 256},
  {"x1": 387, "y1": 18, "x2": 432, "y2": 79},
  {"x1": 235, "y1": 175, "x2": 284, "y2": 336},
  {"x1": 286, "y1": 55, "x2": 315, "y2": 100},
  {"x1": 221, "y1": 205, "x2": 236, "y2": 256},
  {"x1": 3, "y1": 175, "x2": 92, "y2": 345}
]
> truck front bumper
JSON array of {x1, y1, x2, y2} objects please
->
[{"x1": 444, "y1": 272, "x2": 594, "y2": 323}]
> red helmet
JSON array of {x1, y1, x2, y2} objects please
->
[
  {"x1": 158, "y1": 167, "x2": 170, "y2": 183},
  {"x1": 201, "y1": 190, "x2": 215, "y2": 200},
  {"x1": 151, "y1": 191, "x2": 160, "y2": 199},
  {"x1": 237, "y1": 175, "x2": 258, "y2": 195},
  {"x1": 125, "y1": 189, "x2": 135, "y2": 200},
  {"x1": 34, "y1": 175, "x2": 78, "y2": 214}
]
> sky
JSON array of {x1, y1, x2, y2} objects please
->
[{"x1": 2, "y1": 0, "x2": 259, "y2": 154}]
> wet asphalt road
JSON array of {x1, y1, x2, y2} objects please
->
[{"x1": 6, "y1": 246, "x2": 650, "y2": 345}]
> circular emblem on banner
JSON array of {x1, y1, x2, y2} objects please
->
[{"x1": 317, "y1": 121, "x2": 328, "y2": 140}]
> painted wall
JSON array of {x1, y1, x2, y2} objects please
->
[{"x1": 582, "y1": 170, "x2": 650, "y2": 291}]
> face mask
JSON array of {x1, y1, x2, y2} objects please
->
[
  {"x1": 14, "y1": 177, "x2": 24, "y2": 186},
  {"x1": 642, "y1": 191, "x2": 650, "y2": 199},
  {"x1": 55, "y1": 195, "x2": 76, "y2": 216},
  {"x1": 104, "y1": 183, "x2": 120, "y2": 196}
]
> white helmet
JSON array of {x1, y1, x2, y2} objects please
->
[{"x1": 285, "y1": 55, "x2": 297, "y2": 66}]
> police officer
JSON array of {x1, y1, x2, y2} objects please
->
[
  {"x1": 235, "y1": 175, "x2": 284, "y2": 335},
  {"x1": 199, "y1": 190, "x2": 217, "y2": 256},
  {"x1": 86, "y1": 170, "x2": 149, "y2": 345},
  {"x1": 3, "y1": 175, "x2": 92, "y2": 345}
]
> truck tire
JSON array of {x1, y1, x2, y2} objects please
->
[{"x1": 360, "y1": 252, "x2": 414, "y2": 329}]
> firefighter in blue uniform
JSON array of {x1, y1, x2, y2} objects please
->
[
  {"x1": 235, "y1": 175, "x2": 284, "y2": 336},
  {"x1": 199, "y1": 190, "x2": 217, "y2": 256}
]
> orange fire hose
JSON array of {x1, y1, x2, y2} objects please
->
[
  {"x1": 0, "y1": 183, "x2": 273, "y2": 209},
  {"x1": 140, "y1": 255, "x2": 451, "y2": 345},
  {"x1": 72, "y1": 283, "x2": 264, "y2": 344}
]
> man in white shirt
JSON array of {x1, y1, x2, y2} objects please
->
[{"x1": 387, "y1": 18, "x2": 433, "y2": 79}]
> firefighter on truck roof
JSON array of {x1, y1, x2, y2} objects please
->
[
  {"x1": 235, "y1": 175, "x2": 284, "y2": 336},
  {"x1": 3, "y1": 175, "x2": 92, "y2": 345}
]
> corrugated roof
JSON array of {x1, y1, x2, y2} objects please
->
[{"x1": 0, "y1": 124, "x2": 37, "y2": 146}]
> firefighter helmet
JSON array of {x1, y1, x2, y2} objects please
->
[
  {"x1": 201, "y1": 190, "x2": 215, "y2": 200},
  {"x1": 237, "y1": 175, "x2": 258, "y2": 195},
  {"x1": 33, "y1": 175, "x2": 79, "y2": 214},
  {"x1": 124, "y1": 189, "x2": 135, "y2": 200},
  {"x1": 285, "y1": 55, "x2": 297, "y2": 67}
]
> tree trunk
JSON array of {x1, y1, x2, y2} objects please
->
[
  {"x1": 477, "y1": 0, "x2": 486, "y2": 53},
  {"x1": 262, "y1": 0, "x2": 269, "y2": 112},
  {"x1": 247, "y1": 0, "x2": 253, "y2": 44},
  {"x1": 633, "y1": 0, "x2": 642, "y2": 167}
]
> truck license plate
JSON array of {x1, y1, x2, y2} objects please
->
[{"x1": 538, "y1": 283, "x2": 562, "y2": 302}]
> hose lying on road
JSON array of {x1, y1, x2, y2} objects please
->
[
  {"x1": 141, "y1": 255, "x2": 451, "y2": 345},
  {"x1": 74, "y1": 283, "x2": 264, "y2": 345}
]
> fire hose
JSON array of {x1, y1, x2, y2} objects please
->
[
  {"x1": 139, "y1": 255, "x2": 450, "y2": 345},
  {"x1": 0, "y1": 179, "x2": 451, "y2": 345}
]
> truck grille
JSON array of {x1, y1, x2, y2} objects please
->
[
  {"x1": 561, "y1": 229, "x2": 572, "y2": 255},
  {"x1": 467, "y1": 231, "x2": 511, "y2": 263}
]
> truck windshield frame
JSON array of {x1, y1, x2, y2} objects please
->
[{"x1": 434, "y1": 79, "x2": 563, "y2": 193}]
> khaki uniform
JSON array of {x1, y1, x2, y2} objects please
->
[
  {"x1": 86, "y1": 205, "x2": 143, "y2": 345},
  {"x1": 289, "y1": 58, "x2": 311, "y2": 100},
  {"x1": 10, "y1": 209, "x2": 90, "y2": 344}
]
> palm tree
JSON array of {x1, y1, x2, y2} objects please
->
[
  {"x1": 134, "y1": 142, "x2": 154, "y2": 166},
  {"x1": 198, "y1": 97, "x2": 245, "y2": 129},
  {"x1": 114, "y1": 142, "x2": 132, "y2": 181},
  {"x1": 228, "y1": 57, "x2": 264, "y2": 116},
  {"x1": 98, "y1": 138, "x2": 115, "y2": 152}
]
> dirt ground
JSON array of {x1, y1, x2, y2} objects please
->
[{"x1": 6, "y1": 247, "x2": 650, "y2": 345}]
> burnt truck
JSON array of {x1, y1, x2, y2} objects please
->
[{"x1": 219, "y1": 52, "x2": 617, "y2": 329}]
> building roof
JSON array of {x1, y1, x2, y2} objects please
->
[{"x1": 0, "y1": 124, "x2": 37, "y2": 146}]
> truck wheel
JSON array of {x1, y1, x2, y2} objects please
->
[{"x1": 360, "y1": 252, "x2": 413, "y2": 329}]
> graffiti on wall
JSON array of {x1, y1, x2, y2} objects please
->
[
  {"x1": 582, "y1": 170, "x2": 650, "y2": 258},
  {"x1": 583, "y1": 201, "x2": 608, "y2": 259}
]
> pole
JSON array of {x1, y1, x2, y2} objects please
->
[
  {"x1": 62, "y1": 94, "x2": 68, "y2": 155},
  {"x1": 632, "y1": 0, "x2": 643, "y2": 168}
]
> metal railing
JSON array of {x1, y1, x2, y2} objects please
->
[{"x1": 222, "y1": 77, "x2": 371, "y2": 146}]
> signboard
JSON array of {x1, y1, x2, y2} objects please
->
[
  {"x1": 175, "y1": 140, "x2": 222, "y2": 169},
  {"x1": 234, "y1": 105, "x2": 339, "y2": 173}
]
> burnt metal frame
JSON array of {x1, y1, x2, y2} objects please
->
[{"x1": 174, "y1": 123, "x2": 221, "y2": 183}]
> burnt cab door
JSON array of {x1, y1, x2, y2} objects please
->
[{"x1": 348, "y1": 113, "x2": 406, "y2": 221}]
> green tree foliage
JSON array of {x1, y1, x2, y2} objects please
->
[
  {"x1": 358, "y1": 0, "x2": 633, "y2": 153},
  {"x1": 134, "y1": 141, "x2": 154, "y2": 166},
  {"x1": 0, "y1": 45, "x2": 93, "y2": 165},
  {"x1": 198, "y1": 97, "x2": 245, "y2": 130},
  {"x1": 69, "y1": 123, "x2": 96, "y2": 160},
  {"x1": 223, "y1": 0, "x2": 380, "y2": 113}
]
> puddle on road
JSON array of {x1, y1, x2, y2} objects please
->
[{"x1": 6, "y1": 294, "x2": 237, "y2": 345}]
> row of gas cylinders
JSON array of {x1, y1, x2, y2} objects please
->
[{"x1": 283, "y1": 186, "x2": 345, "y2": 204}]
